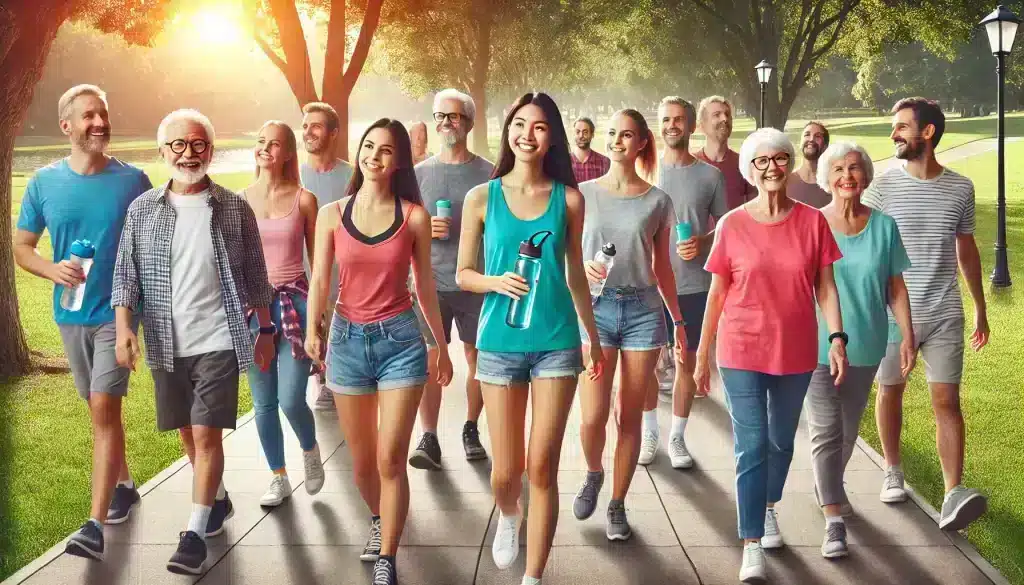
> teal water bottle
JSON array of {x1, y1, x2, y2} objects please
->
[
  {"x1": 506, "y1": 230, "x2": 553, "y2": 329},
  {"x1": 435, "y1": 199, "x2": 452, "y2": 240}
]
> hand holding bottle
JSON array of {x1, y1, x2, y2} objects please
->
[
  {"x1": 490, "y1": 272, "x2": 530, "y2": 299},
  {"x1": 584, "y1": 261, "x2": 608, "y2": 284}
]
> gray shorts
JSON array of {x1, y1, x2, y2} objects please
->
[
  {"x1": 877, "y1": 316, "x2": 965, "y2": 385},
  {"x1": 58, "y1": 322, "x2": 131, "y2": 400},
  {"x1": 151, "y1": 350, "x2": 240, "y2": 431},
  {"x1": 413, "y1": 290, "x2": 484, "y2": 347}
]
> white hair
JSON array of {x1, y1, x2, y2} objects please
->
[
  {"x1": 58, "y1": 84, "x2": 107, "y2": 122},
  {"x1": 816, "y1": 141, "x2": 874, "y2": 193},
  {"x1": 738, "y1": 128, "x2": 796, "y2": 185},
  {"x1": 433, "y1": 88, "x2": 476, "y2": 122},
  {"x1": 157, "y1": 109, "x2": 216, "y2": 147}
]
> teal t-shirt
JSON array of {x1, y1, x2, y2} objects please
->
[
  {"x1": 817, "y1": 209, "x2": 911, "y2": 366},
  {"x1": 476, "y1": 179, "x2": 581, "y2": 353},
  {"x1": 16, "y1": 158, "x2": 152, "y2": 326}
]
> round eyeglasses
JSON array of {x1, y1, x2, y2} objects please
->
[
  {"x1": 164, "y1": 139, "x2": 209, "y2": 155},
  {"x1": 751, "y1": 153, "x2": 791, "y2": 170}
]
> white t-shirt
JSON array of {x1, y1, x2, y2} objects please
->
[{"x1": 167, "y1": 190, "x2": 234, "y2": 357}]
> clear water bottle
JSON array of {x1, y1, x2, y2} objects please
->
[
  {"x1": 506, "y1": 230, "x2": 553, "y2": 330},
  {"x1": 60, "y1": 239, "x2": 95, "y2": 312},
  {"x1": 589, "y1": 243, "x2": 617, "y2": 297},
  {"x1": 435, "y1": 199, "x2": 452, "y2": 240}
]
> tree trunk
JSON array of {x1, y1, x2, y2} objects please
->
[
  {"x1": 0, "y1": 2, "x2": 74, "y2": 378},
  {"x1": 470, "y1": 5, "x2": 492, "y2": 158}
]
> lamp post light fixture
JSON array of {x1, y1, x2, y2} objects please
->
[
  {"x1": 755, "y1": 59, "x2": 775, "y2": 128},
  {"x1": 980, "y1": 5, "x2": 1019, "y2": 288}
]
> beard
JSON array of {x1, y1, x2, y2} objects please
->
[
  {"x1": 575, "y1": 137, "x2": 592, "y2": 150},
  {"x1": 74, "y1": 130, "x2": 110, "y2": 154},
  {"x1": 894, "y1": 139, "x2": 923, "y2": 161},
  {"x1": 168, "y1": 160, "x2": 210, "y2": 186},
  {"x1": 663, "y1": 132, "x2": 688, "y2": 150},
  {"x1": 440, "y1": 126, "x2": 467, "y2": 149},
  {"x1": 802, "y1": 142, "x2": 821, "y2": 161},
  {"x1": 303, "y1": 136, "x2": 328, "y2": 155}
]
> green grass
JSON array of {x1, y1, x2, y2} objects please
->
[{"x1": 0, "y1": 163, "x2": 254, "y2": 581}]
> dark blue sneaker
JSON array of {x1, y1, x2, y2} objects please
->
[
  {"x1": 65, "y1": 521, "x2": 104, "y2": 561},
  {"x1": 166, "y1": 531, "x2": 206, "y2": 575},
  {"x1": 372, "y1": 556, "x2": 397, "y2": 585},
  {"x1": 106, "y1": 485, "x2": 141, "y2": 525},
  {"x1": 205, "y1": 494, "x2": 234, "y2": 537}
]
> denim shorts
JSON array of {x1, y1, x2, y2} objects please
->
[
  {"x1": 475, "y1": 348, "x2": 584, "y2": 385},
  {"x1": 581, "y1": 286, "x2": 667, "y2": 351},
  {"x1": 326, "y1": 308, "x2": 429, "y2": 395}
]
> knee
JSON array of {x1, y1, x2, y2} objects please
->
[
  {"x1": 931, "y1": 390, "x2": 961, "y2": 414},
  {"x1": 253, "y1": 395, "x2": 279, "y2": 414},
  {"x1": 526, "y1": 455, "x2": 556, "y2": 490},
  {"x1": 377, "y1": 452, "x2": 406, "y2": 482},
  {"x1": 191, "y1": 427, "x2": 224, "y2": 453},
  {"x1": 89, "y1": 397, "x2": 122, "y2": 429},
  {"x1": 279, "y1": 393, "x2": 309, "y2": 420},
  {"x1": 491, "y1": 464, "x2": 523, "y2": 494},
  {"x1": 736, "y1": 438, "x2": 768, "y2": 467}
]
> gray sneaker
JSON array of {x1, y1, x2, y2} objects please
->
[
  {"x1": 572, "y1": 470, "x2": 604, "y2": 520},
  {"x1": 606, "y1": 499, "x2": 631, "y2": 541},
  {"x1": 879, "y1": 466, "x2": 907, "y2": 503},
  {"x1": 939, "y1": 486, "x2": 987, "y2": 531},
  {"x1": 821, "y1": 521, "x2": 849, "y2": 558},
  {"x1": 409, "y1": 432, "x2": 442, "y2": 470},
  {"x1": 314, "y1": 384, "x2": 336, "y2": 411},
  {"x1": 65, "y1": 521, "x2": 104, "y2": 561}
]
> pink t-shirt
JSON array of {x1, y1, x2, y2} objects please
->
[{"x1": 705, "y1": 202, "x2": 842, "y2": 375}]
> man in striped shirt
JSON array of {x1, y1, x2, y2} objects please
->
[{"x1": 863, "y1": 97, "x2": 990, "y2": 532}]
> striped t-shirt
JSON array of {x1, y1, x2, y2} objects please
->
[{"x1": 862, "y1": 166, "x2": 975, "y2": 324}]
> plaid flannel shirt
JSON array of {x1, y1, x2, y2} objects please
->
[
  {"x1": 111, "y1": 179, "x2": 273, "y2": 372},
  {"x1": 571, "y1": 150, "x2": 611, "y2": 184}
]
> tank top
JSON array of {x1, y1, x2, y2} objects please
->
[
  {"x1": 333, "y1": 196, "x2": 416, "y2": 324},
  {"x1": 476, "y1": 179, "x2": 581, "y2": 353},
  {"x1": 248, "y1": 190, "x2": 306, "y2": 287}
]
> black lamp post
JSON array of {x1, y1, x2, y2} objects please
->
[
  {"x1": 755, "y1": 60, "x2": 775, "y2": 128},
  {"x1": 980, "y1": 5, "x2": 1019, "y2": 288}
]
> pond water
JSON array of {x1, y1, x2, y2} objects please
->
[{"x1": 13, "y1": 147, "x2": 258, "y2": 176}]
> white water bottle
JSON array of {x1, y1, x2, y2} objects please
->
[
  {"x1": 589, "y1": 243, "x2": 616, "y2": 297},
  {"x1": 60, "y1": 239, "x2": 95, "y2": 312}
]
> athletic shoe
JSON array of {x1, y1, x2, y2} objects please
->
[
  {"x1": 761, "y1": 508, "x2": 783, "y2": 549},
  {"x1": 360, "y1": 517, "x2": 382, "y2": 561},
  {"x1": 166, "y1": 531, "x2": 206, "y2": 575},
  {"x1": 879, "y1": 467, "x2": 907, "y2": 503},
  {"x1": 462, "y1": 421, "x2": 488, "y2": 461},
  {"x1": 739, "y1": 541, "x2": 767, "y2": 584},
  {"x1": 106, "y1": 484, "x2": 141, "y2": 524},
  {"x1": 572, "y1": 470, "x2": 604, "y2": 520},
  {"x1": 492, "y1": 507, "x2": 522, "y2": 569},
  {"x1": 205, "y1": 494, "x2": 234, "y2": 537},
  {"x1": 409, "y1": 432, "x2": 442, "y2": 470},
  {"x1": 304, "y1": 444, "x2": 326, "y2": 495},
  {"x1": 65, "y1": 521, "x2": 104, "y2": 561},
  {"x1": 606, "y1": 500, "x2": 631, "y2": 541},
  {"x1": 668, "y1": 435, "x2": 693, "y2": 469},
  {"x1": 939, "y1": 486, "x2": 987, "y2": 531},
  {"x1": 259, "y1": 474, "x2": 292, "y2": 507},
  {"x1": 314, "y1": 384, "x2": 336, "y2": 411},
  {"x1": 637, "y1": 429, "x2": 658, "y2": 466},
  {"x1": 372, "y1": 556, "x2": 397, "y2": 585},
  {"x1": 821, "y1": 520, "x2": 849, "y2": 558}
]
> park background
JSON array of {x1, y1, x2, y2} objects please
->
[{"x1": 1, "y1": 0, "x2": 1022, "y2": 583}]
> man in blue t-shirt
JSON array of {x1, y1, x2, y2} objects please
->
[{"x1": 14, "y1": 84, "x2": 152, "y2": 562}]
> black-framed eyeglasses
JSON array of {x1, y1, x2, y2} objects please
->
[
  {"x1": 751, "y1": 153, "x2": 791, "y2": 170},
  {"x1": 432, "y1": 112, "x2": 464, "y2": 124},
  {"x1": 164, "y1": 139, "x2": 209, "y2": 155}
]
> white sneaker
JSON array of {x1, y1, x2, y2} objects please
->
[
  {"x1": 638, "y1": 430, "x2": 659, "y2": 466},
  {"x1": 314, "y1": 385, "x2": 336, "y2": 411},
  {"x1": 739, "y1": 541, "x2": 767, "y2": 583},
  {"x1": 303, "y1": 444, "x2": 326, "y2": 495},
  {"x1": 492, "y1": 508, "x2": 522, "y2": 569},
  {"x1": 880, "y1": 467, "x2": 907, "y2": 503},
  {"x1": 821, "y1": 520, "x2": 849, "y2": 559},
  {"x1": 259, "y1": 474, "x2": 292, "y2": 507},
  {"x1": 761, "y1": 508, "x2": 783, "y2": 549},
  {"x1": 667, "y1": 435, "x2": 693, "y2": 469}
]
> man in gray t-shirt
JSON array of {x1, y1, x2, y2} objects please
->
[{"x1": 408, "y1": 89, "x2": 495, "y2": 471}]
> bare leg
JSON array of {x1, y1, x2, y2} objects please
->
[
  {"x1": 672, "y1": 352, "x2": 698, "y2": 418},
  {"x1": 88, "y1": 394, "x2": 128, "y2": 523},
  {"x1": 464, "y1": 345, "x2": 484, "y2": 423},
  {"x1": 417, "y1": 346, "x2": 442, "y2": 433},
  {"x1": 611, "y1": 350, "x2": 660, "y2": 499},
  {"x1": 481, "y1": 382, "x2": 529, "y2": 515},
  {"x1": 376, "y1": 386, "x2": 425, "y2": 556},
  {"x1": 179, "y1": 426, "x2": 196, "y2": 465},
  {"x1": 930, "y1": 382, "x2": 964, "y2": 491},
  {"x1": 190, "y1": 426, "x2": 224, "y2": 507},
  {"x1": 579, "y1": 347, "x2": 620, "y2": 472},
  {"x1": 875, "y1": 383, "x2": 906, "y2": 467},
  {"x1": 335, "y1": 393, "x2": 381, "y2": 515}
]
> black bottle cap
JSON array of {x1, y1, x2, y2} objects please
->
[
  {"x1": 519, "y1": 230, "x2": 553, "y2": 259},
  {"x1": 601, "y1": 243, "x2": 617, "y2": 256}
]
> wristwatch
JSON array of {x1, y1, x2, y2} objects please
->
[
  {"x1": 828, "y1": 331, "x2": 849, "y2": 346},
  {"x1": 673, "y1": 318, "x2": 685, "y2": 327},
  {"x1": 258, "y1": 324, "x2": 278, "y2": 336}
]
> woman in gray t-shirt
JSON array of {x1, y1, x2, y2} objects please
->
[{"x1": 571, "y1": 109, "x2": 686, "y2": 540}]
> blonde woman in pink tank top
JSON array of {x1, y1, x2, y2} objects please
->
[
  {"x1": 241, "y1": 121, "x2": 327, "y2": 508},
  {"x1": 305, "y1": 119, "x2": 453, "y2": 585}
]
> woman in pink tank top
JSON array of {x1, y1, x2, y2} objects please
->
[
  {"x1": 305, "y1": 119, "x2": 452, "y2": 585},
  {"x1": 242, "y1": 121, "x2": 326, "y2": 508}
]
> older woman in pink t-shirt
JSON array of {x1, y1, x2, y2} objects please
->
[{"x1": 693, "y1": 128, "x2": 848, "y2": 584}]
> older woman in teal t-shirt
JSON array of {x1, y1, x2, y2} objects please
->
[{"x1": 804, "y1": 141, "x2": 914, "y2": 560}]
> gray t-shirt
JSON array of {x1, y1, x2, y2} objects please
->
[
  {"x1": 657, "y1": 158, "x2": 728, "y2": 294},
  {"x1": 787, "y1": 174, "x2": 831, "y2": 208},
  {"x1": 415, "y1": 155, "x2": 494, "y2": 291},
  {"x1": 300, "y1": 160, "x2": 354, "y2": 209},
  {"x1": 580, "y1": 181, "x2": 674, "y2": 289}
]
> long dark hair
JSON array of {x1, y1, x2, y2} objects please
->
[
  {"x1": 346, "y1": 118, "x2": 422, "y2": 205},
  {"x1": 614, "y1": 108, "x2": 658, "y2": 184},
  {"x1": 491, "y1": 92, "x2": 578, "y2": 189}
]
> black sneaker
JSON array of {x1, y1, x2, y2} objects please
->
[
  {"x1": 166, "y1": 531, "x2": 207, "y2": 575},
  {"x1": 408, "y1": 432, "x2": 442, "y2": 470},
  {"x1": 372, "y1": 556, "x2": 397, "y2": 585},
  {"x1": 106, "y1": 484, "x2": 141, "y2": 525},
  {"x1": 462, "y1": 421, "x2": 488, "y2": 461},
  {"x1": 360, "y1": 517, "x2": 382, "y2": 562},
  {"x1": 205, "y1": 494, "x2": 235, "y2": 537},
  {"x1": 65, "y1": 521, "x2": 104, "y2": 561}
]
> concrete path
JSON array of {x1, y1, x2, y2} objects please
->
[
  {"x1": 873, "y1": 137, "x2": 1023, "y2": 172},
  {"x1": 3, "y1": 336, "x2": 1008, "y2": 585}
]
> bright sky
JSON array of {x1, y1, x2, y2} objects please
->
[{"x1": 185, "y1": 5, "x2": 246, "y2": 46}]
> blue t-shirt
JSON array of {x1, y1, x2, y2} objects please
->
[
  {"x1": 817, "y1": 209, "x2": 911, "y2": 367},
  {"x1": 16, "y1": 158, "x2": 152, "y2": 326}
]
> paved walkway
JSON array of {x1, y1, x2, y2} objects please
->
[
  {"x1": 873, "y1": 137, "x2": 1023, "y2": 172},
  {"x1": 4, "y1": 339, "x2": 1007, "y2": 585}
]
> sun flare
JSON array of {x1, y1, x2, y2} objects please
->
[{"x1": 189, "y1": 6, "x2": 245, "y2": 46}]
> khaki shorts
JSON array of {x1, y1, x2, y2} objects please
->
[{"x1": 877, "y1": 316, "x2": 965, "y2": 385}]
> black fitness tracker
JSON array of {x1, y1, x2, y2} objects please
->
[
  {"x1": 828, "y1": 331, "x2": 849, "y2": 346},
  {"x1": 258, "y1": 325, "x2": 277, "y2": 335}
]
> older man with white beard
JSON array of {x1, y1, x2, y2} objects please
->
[{"x1": 112, "y1": 109, "x2": 275, "y2": 575}]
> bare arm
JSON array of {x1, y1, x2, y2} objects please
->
[
  {"x1": 14, "y1": 229, "x2": 83, "y2": 287},
  {"x1": 455, "y1": 185, "x2": 493, "y2": 293},
  {"x1": 815, "y1": 264, "x2": 843, "y2": 336},
  {"x1": 307, "y1": 201, "x2": 341, "y2": 340},
  {"x1": 888, "y1": 274, "x2": 914, "y2": 346},
  {"x1": 409, "y1": 205, "x2": 450, "y2": 362},
  {"x1": 651, "y1": 222, "x2": 683, "y2": 319},
  {"x1": 956, "y1": 233, "x2": 989, "y2": 350},
  {"x1": 300, "y1": 188, "x2": 319, "y2": 264},
  {"x1": 696, "y1": 272, "x2": 729, "y2": 360},
  {"x1": 564, "y1": 187, "x2": 601, "y2": 347}
]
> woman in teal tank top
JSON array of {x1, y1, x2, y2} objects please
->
[{"x1": 455, "y1": 92, "x2": 603, "y2": 585}]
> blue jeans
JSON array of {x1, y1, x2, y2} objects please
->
[
  {"x1": 719, "y1": 367, "x2": 813, "y2": 540},
  {"x1": 248, "y1": 294, "x2": 317, "y2": 471}
]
